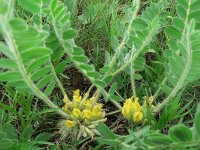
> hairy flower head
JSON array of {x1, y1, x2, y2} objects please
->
[{"x1": 60, "y1": 89, "x2": 106, "y2": 139}]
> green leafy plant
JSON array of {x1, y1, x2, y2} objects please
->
[
  {"x1": 0, "y1": 123, "x2": 52, "y2": 150},
  {"x1": 96, "y1": 104, "x2": 200, "y2": 150}
]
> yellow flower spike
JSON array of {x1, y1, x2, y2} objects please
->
[
  {"x1": 73, "y1": 89, "x2": 82, "y2": 102},
  {"x1": 82, "y1": 109, "x2": 92, "y2": 119},
  {"x1": 65, "y1": 120, "x2": 76, "y2": 128},
  {"x1": 132, "y1": 111, "x2": 143, "y2": 123},
  {"x1": 72, "y1": 108, "x2": 82, "y2": 118}
]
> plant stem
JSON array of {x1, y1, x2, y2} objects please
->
[
  {"x1": 106, "y1": 110, "x2": 121, "y2": 116},
  {"x1": 130, "y1": 60, "x2": 136, "y2": 97}
]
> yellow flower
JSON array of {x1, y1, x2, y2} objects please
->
[
  {"x1": 91, "y1": 107, "x2": 101, "y2": 118},
  {"x1": 82, "y1": 109, "x2": 92, "y2": 119},
  {"x1": 122, "y1": 97, "x2": 138, "y2": 118},
  {"x1": 64, "y1": 120, "x2": 76, "y2": 128},
  {"x1": 96, "y1": 103, "x2": 103, "y2": 109},
  {"x1": 133, "y1": 97, "x2": 141, "y2": 111},
  {"x1": 73, "y1": 89, "x2": 82, "y2": 102},
  {"x1": 74, "y1": 89, "x2": 80, "y2": 96},
  {"x1": 72, "y1": 108, "x2": 81, "y2": 118},
  {"x1": 122, "y1": 97, "x2": 144, "y2": 123},
  {"x1": 132, "y1": 111, "x2": 143, "y2": 123},
  {"x1": 83, "y1": 100, "x2": 92, "y2": 109}
]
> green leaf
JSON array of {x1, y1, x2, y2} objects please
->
[
  {"x1": 173, "y1": 17, "x2": 184, "y2": 30},
  {"x1": 94, "y1": 80, "x2": 106, "y2": 88},
  {"x1": 7, "y1": 80, "x2": 27, "y2": 88},
  {"x1": 194, "y1": 104, "x2": 200, "y2": 138},
  {"x1": 134, "y1": 73, "x2": 143, "y2": 80},
  {"x1": 100, "y1": 66, "x2": 110, "y2": 73},
  {"x1": 17, "y1": 0, "x2": 40, "y2": 13},
  {"x1": 189, "y1": 11, "x2": 200, "y2": 21},
  {"x1": 20, "y1": 47, "x2": 52, "y2": 60},
  {"x1": 63, "y1": 29, "x2": 78, "y2": 40},
  {"x1": 0, "y1": 138, "x2": 14, "y2": 150},
  {"x1": 96, "y1": 122, "x2": 118, "y2": 139},
  {"x1": 50, "y1": 0, "x2": 57, "y2": 11},
  {"x1": 73, "y1": 56, "x2": 88, "y2": 63},
  {"x1": 79, "y1": 64, "x2": 94, "y2": 72},
  {"x1": 0, "y1": 72, "x2": 22, "y2": 82},
  {"x1": 169, "y1": 124, "x2": 192, "y2": 142},
  {"x1": 37, "y1": 74, "x2": 54, "y2": 89},
  {"x1": 177, "y1": 5, "x2": 187, "y2": 19},
  {"x1": 103, "y1": 75, "x2": 113, "y2": 83},
  {"x1": 165, "y1": 26, "x2": 181, "y2": 39},
  {"x1": 0, "y1": 42, "x2": 13, "y2": 59},
  {"x1": 110, "y1": 95, "x2": 121, "y2": 102},
  {"x1": 9, "y1": 19, "x2": 27, "y2": 31},
  {"x1": 35, "y1": 133, "x2": 51, "y2": 142},
  {"x1": 108, "y1": 82, "x2": 118, "y2": 95},
  {"x1": 55, "y1": 61, "x2": 66, "y2": 74},
  {"x1": 132, "y1": 18, "x2": 148, "y2": 30},
  {"x1": 27, "y1": 56, "x2": 48, "y2": 73},
  {"x1": 31, "y1": 66, "x2": 51, "y2": 81},
  {"x1": 144, "y1": 133, "x2": 173, "y2": 146},
  {"x1": 44, "y1": 81, "x2": 55, "y2": 96},
  {"x1": 72, "y1": 47, "x2": 84, "y2": 55},
  {"x1": 20, "y1": 125, "x2": 33, "y2": 141},
  {"x1": 87, "y1": 72, "x2": 101, "y2": 78},
  {"x1": 96, "y1": 138, "x2": 121, "y2": 146},
  {"x1": 0, "y1": 2, "x2": 8, "y2": 15},
  {"x1": 0, "y1": 59, "x2": 17, "y2": 69}
]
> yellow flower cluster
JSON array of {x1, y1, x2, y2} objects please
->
[
  {"x1": 122, "y1": 97, "x2": 143, "y2": 123},
  {"x1": 122, "y1": 96, "x2": 156, "y2": 123},
  {"x1": 62, "y1": 89, "x2": 105, "y2": 129}
]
